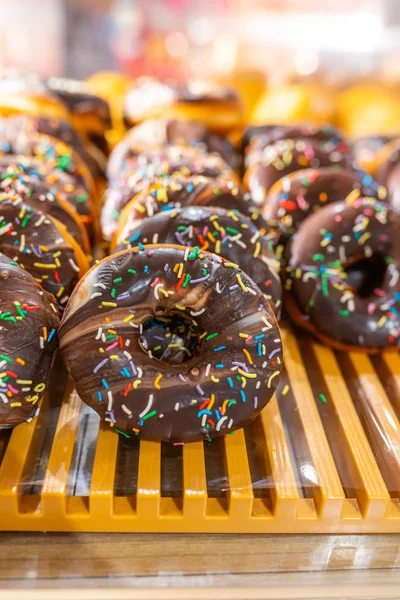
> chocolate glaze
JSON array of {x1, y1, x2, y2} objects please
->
[
  {"x1": 243, "y1": 123, "x2": 346, "y2": 155},
  {"x1": 265, "y1": 167, "x2": 387, "y2": 239},
  {"x1": 0, "y1": 156, "x2": 95, "y2": 242},
  {"x1": 0, "y1": 197, "x2": 87, "y2": 310},
  {"x1": 107, "y1": 118, "x2": 235, "y2": 181},
  {"x1": 244, "y1": 138, "x2": 353, "y2": 208},
  {"x1": 114, "y1": 205, "x2": 282, "y2": 314},
  {"x1": 103, "y1": 175, "x2": 248, "y2": 242},
  {"x1": 375, "y1": 140, "x2": 400, "y2": 211},
  {"x1": 287, "y1": 197, "x2": 400, "y2": 349},
  {"x1": 352, "y1": 135, "x2": 394, "y2": 170},
  {"x1": 47, "y1": 78, "x2": 111, "y2": 127},
  {"x1": 59, "y1": 245, "x2": 282, "y2": 443},
  {"x1": 0, "y1": 161, "x2": 89, "y2": 249},
  {"x1": 0, "y1": 253, "x2": 59, "y2": 428}
]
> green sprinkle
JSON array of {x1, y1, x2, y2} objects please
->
[
  {"x1": 0, "y1": 355, "x2": 12, "y2": 362},
  {"x1": 115, "y1": 428, "x2": 130, "y2": 438},
  {"x1": 226, "y1": 227, "x2": 239, "y2": 234},
  {"x1": 321, "y1": 274, "x2": 329, "y2": 296},
  {"x1": 142, "y1": 410, "x2": 156, "y2": 420},
  {"x1": 385, "y1": 256, "x2": 393, "y2": 264},
  {"x1": 57, "y1": 155, "x2": 72, "y2": 170},
  {"x1": 76, "y1": 194, "x2": 88, "y2": 204},
  {"x1": 21, "y1": 215, "x2": 31, "y2": 228},
  {"x1": 319, "y1": 394, "x2": 327, "y2": 404},
  {"x1": 228, "y1": 431, "x2": 235, "y2": 436},
  {"x1": 182, "y1": 274, "x2": 191, "y2": 288},
  {"x1": 113, "y1": 277, "x2": 123, "y2": 283},
  {"x1": 177, "y1": 226, "x2": 187, "y2": 231},
  {"x1": 111, "y1": 288, "x2": 116, "y2": 298},
  {"x1": 313, "y1": 254, "x2": 325, "y2": 261},
  {"x1": 213, "y1": 189, "x2": 222, "y2": 196},
  {"x1": 15, "y1": 303, "x2": 25, "y2": 318},
  {"x1": 188, "y1": 246, "x2": 200, "y2": 259},
  {"x1": 339, "y1": 310, "x2": 349, "y2": 317},
  {"x1": 205, "y1": 332, "x2": 218, "y2": 341},
  {"x1": 128, "y1": 269, "x2": 137, "y2": 274}
]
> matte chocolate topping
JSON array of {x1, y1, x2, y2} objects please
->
[
  {"x1": 1, "y1": 114, "x2": 106, "y2": 179},
  {"x1": 0, "y1": 196, "x2": 88, "y2": 310},
  {"x1": 113, "y1": 205, "x2": 282, "y2": 314},
  {"x1": 107, "y1": 118, "x2": 235, "y2": 181},
  {"x1": 0, "y1": 163, "x2": 89, "y2": 250},
  {"x1": 287, "y1": 197, "x2": 400, "y2": 350},
  {"x1": 103, "y1": 174, "x2": 247, "y2": 242},
  {"x1": 0, "y1": 156, "x2": 95, "y2": 241},
  {"x1": 59, "y1": 245, "x2": 282, "y2": 442},
  {"x1": 0, "y1": 253, "x2": 59, "y2": 428},
  {"x1": 265, "y1": 167, "x2": 387, "y2": 239},
  {"x1": 244, "y1": 138, "x2": 352, "y2": 208}
]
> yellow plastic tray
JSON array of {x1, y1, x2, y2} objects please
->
[{"x1": 1, "y1": 323, "x2": 400, "y2": 533}]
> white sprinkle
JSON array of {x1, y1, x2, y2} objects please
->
[
  {"x1": 94, "y1": 282, "x2": 106, "y2": 289},
  {"x1": 216, "y1": 416, "x2": 228, "y2": 431},
  {"x1": 139, "y1": 394, "x2": 154, "y2": 418},
  {"x1": 90, "y1": 292, "x2": 102, "y2": 299},
  {"x1": 174, "y1": 402, "x2": 180, "y2": 411},
  {"x1": 68, "y1": 258, "x2": 80, "y2": 273},
  {"x1": 228, "y1": 418, "x2": 233, "y2": 428},
  {"x1": 190, "y1": 308, "x2": 205, "y2": 316},
  {"x1": 107, "y1": 391, "x2": 113, "y2": 411},
  {"x1": 205, "y1": 363, "x2": 211, "y2": 377},
  {"x1": 39, "y1": 336, "x2": 44, "y2": 349},
  {"x1": 121, "y1": 404, "x2": 132, "y2": 416}
]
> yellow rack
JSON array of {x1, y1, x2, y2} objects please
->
[{"x1": 1, "y1": 323, "x2": 400, "y2": 533}]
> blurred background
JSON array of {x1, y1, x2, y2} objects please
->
[{"x1": 2, "y1": 0, "x2": 400, "y2": 136}]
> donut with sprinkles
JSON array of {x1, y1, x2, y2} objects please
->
[
  {"x1": 0, "y1": 253, "x2": 59, "y2": 428},
  {"x1": 244, "y1": 138, "x2": 352, "y2": 208},
  {"x1": 112, "y1": 205, "x2": 282, "y2": 315},
  {"x1": 59, "y1": 245, "x2": 282, "y2": 442},
  {"x1": 0, "y1": 195, "x2": 89, "y2": 310},
  {"x1": 264, "y1": 167, "x2": 387, "y2": 240},
  {"x1": 286, "y1": 196, "x2": 400, "y2": 351},
  {"x1": 102, "y1": 174, "x2": 247, "y2": 242}
]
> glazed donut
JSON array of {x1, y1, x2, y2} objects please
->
[
  {"x1": 0, "y1": 196, "x2": 89, "y2": 310},
  {"x1": 59, "y1": 245, "x2": 282, "y2": 442},
  {"x1": 47, "y1": 77, "x2": 112, "y2": 155},
  {"x1": 244, "y1": 138, "x2": 353, "y2": 208},
  {"x1": 374, "y1": 139, "x2": 400, "y2": 210},
  {"x1": 0, "y1": 253, "x2": 59, "y2": 428},
  {"x1": 286, "y1": 196, "x2": 400, "y2": 352},
  {"x1": 0, "y1": 156, "x2": 96, "y2": 243},
  {"x1": 112, "y1": 205, "x2": 282, "y2": 314},
  {"x1": 104, "y1": 175, "x2": 248, "y2": 242},
  {"x1": 124, "y1": 77, "x2": 242, "y2": 134},
  {"x1": 264, "y1": 167, "x2": 387, "y2": 240},
  {"x1": 107, "y1": 118, "x2": 235, "y2": 181}
]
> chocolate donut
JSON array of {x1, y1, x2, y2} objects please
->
[
  {"x1": 124, "y1": 77, "x2": 242, "y2": 134},
  {"x1": 244, "y1": 138, "x2": 353, "y2": 207},
  {"x1": 352, "y1": 135, "x2": 394, "y2": 173},
  {"x1": 103, "y1": 175, "x2": 248, "y2": 242},
  {"x1": 0, "y1": 161, "x2": 90, "y2": 253},
  {"x1": 265, "y1": 167, "x2": 387, "y2": 239},
  {"x1": 0, "y1": 196, "x2": 89, "y2": 310},
  {"x1": 287, "y1": 196, "x2": 400, "y2": 351},
  {"x1": 0, "y1": 253, "x2": 59, "y2": 428},
  {"x1": 59, "y1": 245, "x2": 282, "y2": 442},
  {"x1": 375, "y1": 139, "x2": 400, "y2": 211},
  {"x1": 107, "y1": 118, "x2": 235, "y2": 181},
  {"x1": 0, "y1": 156, "x2": 96, "y2": 242},
  {"x1": 113, "y1": 206, "x2": 282, "y2": 314}
]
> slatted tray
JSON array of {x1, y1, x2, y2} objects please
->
[{"x1": 1, "y1": 322, "x2": 400, "y2": 533}]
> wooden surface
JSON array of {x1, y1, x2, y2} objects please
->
[{"x1": 1, "y1": 533, "x2": 400, "y2": 599}]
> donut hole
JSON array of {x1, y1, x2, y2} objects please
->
[
  {"x1": 139, "y1": 311, "x2": 202, "y2": 365},
  {"x1": 345, "y1": 254, "x2": 387, "y2": 298}
]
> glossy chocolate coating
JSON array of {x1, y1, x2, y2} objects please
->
[
  {"x1": 47, "y1": 78, "x2": 111, "y2": 127},
  {"x1": 288, "y1": 197, "x2": 400, "y2": 349},
  {"x1": 114, "y1": 205, "x2": 282, "y2": 314},
  {"x1": 265, "y1": 167, "x2": 387, "y2": 238},
  {"x1": 245, "y1": 138, "x2": 352, "y2": 208},
  {"x1": 59, "y1": 245, "x2": 281, "y2": 442},
  {"x1": 104, "y1": 175, "x2": 247, "y2": 242},
  {"x1": 107, "y1": 118, "x2": 235, "y2": 182},
  {"x1": 0, "y1": 253, "x2": 59, "y2": 428},
  {"x1": 0, "y1": 197, "x2": 84, "y2": 310},
  {"x1": 0, "y1": 156, "x2": 95, "y2": 242},
  {"x1": 0, "y1": 162, "x2": 87, "y2": 248},
  {"x1": 375, "y1": 140, "x2": 400, "y2": 211},
  {"x1": 243, "y1": 123, "x2": 346, "y2": 155}
]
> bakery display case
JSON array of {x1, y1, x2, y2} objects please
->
[{"x1": 1, "y1": 1, "x2": 400, "y2": 599}]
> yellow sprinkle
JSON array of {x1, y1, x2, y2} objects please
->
[
  {"x1": 215, "y1": 240, "x2": 221, "y2": 254},
  {"x1": 253, "y1": 241, "x2": 261, "y2": 258},
  {"x1": 16, "y1": 358, "x2": 25, "y2": 366},
  {"x1": 281, "y1": 384, "x2": 290, "y2": 396},
  {"x1": 239, "y1": 333, "x2": 249, "y2": 338},
  {"x1": 102, "y1": 302, "x2": 117, "y2": 307},
  {"x1": 208, "y1": 394, "x2": 215, "y2": 410},
  {"x1": 241, "y1": 377, "x2": 246, "y2": 388},
  {"x1": 177, "y1": 263, "x2": 184, "y2": 278},
  {"x1": 199, "y1": 331, "x2": 208, "y2": 339},
  {"x1": 10, "y1": 402, "x2": 22, "y2": 407},
  {"x1": 123, "y1": 315, "x2": 134, "y2": 323},
  {"x1": 16, "y1": 380, "x2": 32, "y2": 385},
  {"x1": 238, "y1": 368, "x2": 256, "y2": 379},
  {"x1": 175, "y1": 304, "x2": 185, "y2": 310},
  {"x1": 358, "y1": 232, "x2": 371, "y2": 245},
  {"x1": 211, "y1": 375, "x2": 220, "y2": 383},
  {"x1": 173, "y1": 263, "x2": 179, "y2": 273},
  {"x1": 346, "y1": 189, "x2": 361, "y2": 204},
  {"x1": 267, "y1": 371, "x2": 280, "y2": 388},
  {"x1": 224, "y1": 262, "x2": 239, "y2": 268},
  {"x1": 110, "y1": 355, "x2": 119, "y2": 359},
  {"x1": 154, "y1": 374, "x2": 163, "y2": 389},
  {"x1": 242, "y1": 348, "x2": 254, "y2": 365},
  {"x1": 133, "y1": 379, "x2": 142, "y2": 389},
  {"x1": 99, "y1": 348, "x2": 105, "y2": 353},
  {"x1": 377, "y1": 316, "x2": 387, "y2": 327},
  {"x1": 26, "y1": 395, "x2": 39, "y2": 404},
  {"x1": 236, "y1": 274, "x2": 248, "y2": 292},
  {"x1": 56, "y1": 286, "x2": 65, "y2": 298},
  {"x1": 33, "y1": 263, "x2": 57, "y2": 269},
  {"x1": 55, "y1": 258, "x2": 61, "y2": 268},
  {"x1": 159, "y1": 287, "x2": 169, "y2": 297}
]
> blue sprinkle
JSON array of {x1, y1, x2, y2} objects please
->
[
  {"x1": 47, "y1": 328, "x2": 56, "y2": 342},
  {"x1": 215, "y1": 409, "x2": 221, "y2": 421},
  {"x1": 394, "y1": 292, "x2": 400, "y2": 301},
  {"x1": 129, "y1": 232, "x2": 142, "y2": 243},
  {"x1": 138, "y1": 242, "x2": 145, "y2": 250},
  {"x1": 97, "y1": 391, "x2": 103, "y2": 402},
  {"x1": 215, "y1": 363, "x2": 224, "y2": 368},
  {"x1": 144, "y1": 265, "x2": 149, "y2": 273},
  {"x1": 240, "y1": 390, "x2": 246, "y2": 402},
  {"x1": 254, "y1": 334, "x2": 265, "y2": 340},
  {"x1": 227, "y1": 377, "x2": 234, "y2": 389},
  {"x1": 214, "y1": 345, "x2": 226, "y2": 352},
  {"x1": 101, "y1": 378, "x2": 109, "y2": 390},
  {"x1": 257, "y1": 343, "x2": 262, "y2": 356}
]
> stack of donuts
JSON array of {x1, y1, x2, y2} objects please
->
[{"x1": 2, "y1": 72, "x2": 400, "y2": 446}]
